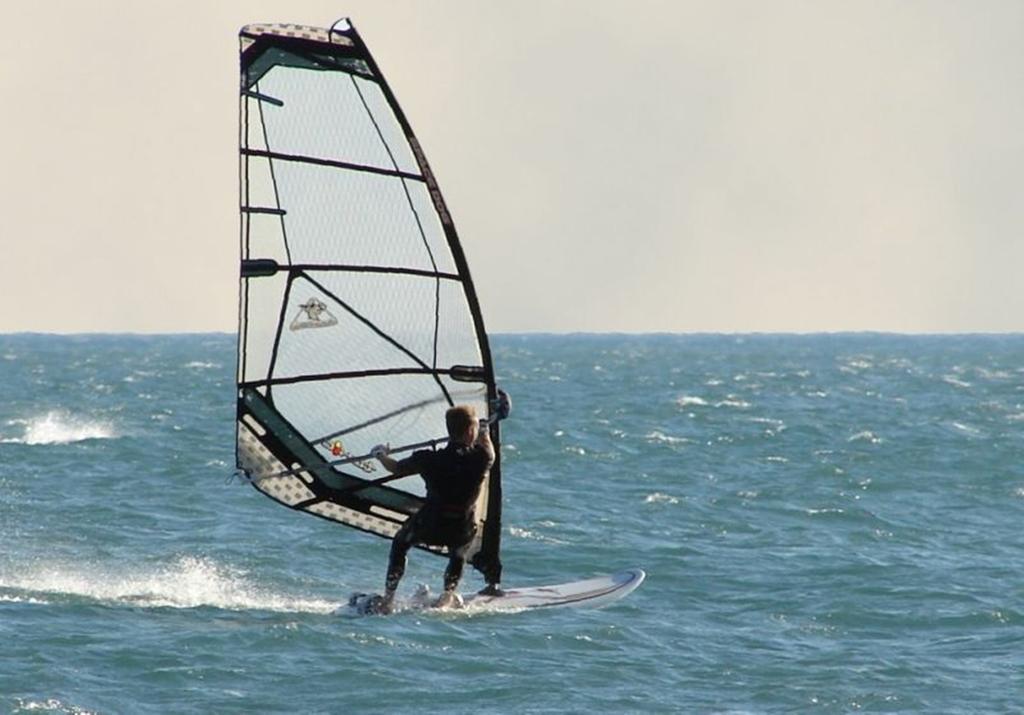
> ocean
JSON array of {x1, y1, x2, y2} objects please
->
[{"x1": 1, "y1": 332, "x2": 1022, "y2": 713}]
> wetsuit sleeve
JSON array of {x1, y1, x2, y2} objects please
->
[
  {"x1": 473, "y1": 443, "x2": 495, "y2": 473},
  {"x1": 395, "y1": 449, "x2": 431, "y2": 475}
]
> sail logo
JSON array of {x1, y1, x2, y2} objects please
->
[
  {"x1": 290, "y1": 298, "x2": 338, "y2": 331},
  {"x1": 408, "y1": 136, "x2": 452, "y2": 227}
]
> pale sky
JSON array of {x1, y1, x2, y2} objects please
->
[{"x1": 2, "y1": 0, "x2": 1022, "y2": 333}]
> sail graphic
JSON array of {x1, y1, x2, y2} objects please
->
[{"x1": 236, "y1": 20, "x2": 502, "y2": 583}]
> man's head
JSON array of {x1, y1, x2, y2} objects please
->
[{"x1": 446, "y1": 405, "x2": 477, "y2": 444}]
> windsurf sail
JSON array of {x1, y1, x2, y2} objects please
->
[{"x1": 235, "y1": 19, "x2": 502, "y2": 584}]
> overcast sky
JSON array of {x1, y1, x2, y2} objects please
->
[{"x1": 2, "y1": 0, "x2": 1022, "y2": 333}]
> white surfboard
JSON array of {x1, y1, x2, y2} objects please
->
[
  {"x1": 464, "y1": 568, "x2": 646, "y2": 612},
  {"x1": 346, "y1": 568, "x2": 645, "y2": 615}
]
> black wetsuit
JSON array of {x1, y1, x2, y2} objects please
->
[{"x1": 385, "y1": 441, "x2": 494, "y2": 593}]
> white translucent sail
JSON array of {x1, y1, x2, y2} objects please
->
[{"x1": 235, "y1": 20, "x2": 502, "y2": 579}]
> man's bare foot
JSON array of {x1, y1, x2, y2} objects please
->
[{"x1": 433, "y1": 590, "x2": 464, "y2": 609}]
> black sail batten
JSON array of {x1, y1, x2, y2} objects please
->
[
  {"x1": 241, "y1": 366, "x2": 465, "y2": 389},
  {"x1": 241, "y1": 148, "x2": 425, "y2": 182},
  {"x1": 236, "y1": 20, "x2": 502, "y2": 580}
]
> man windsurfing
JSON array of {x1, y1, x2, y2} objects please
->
[{"x1": 367, "y1": 403, "x2": 498, "y2": 613}]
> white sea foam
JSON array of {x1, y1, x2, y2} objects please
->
[
  {"x1": 715, "y1": 398, "x2": 751, "y2": 409},
  {"x1": 950, "y1": 421, "x2": 982, "y2": 436},
  {"x1": 976, "y1": 367, "x2": 1012, "y2": 380},
  {"x1": 0, "y1": 593, "x2": 48, "y2": 605},
  {"x1": 675, "y1": 395, "x2": 708, "y2": 407},
  {"x1": 839, "y1": 359, "x2": 873, "y2": 374},
  {"x1": 644, "y1": 493, "x2": 679, "y2": 505},
  {"x1": 1, "y1": 411, "x2": 116, "y2": 445},
  {"x1": 184, "y1": 361, "x2": 220, "y2": 369},
  {"x1": 12, "y1": 699, "x2": 97, "y2": 715},
  {"x1": 646, "y1": 430, "x2": 690, "y2": 445},
  {"x1": 848, "y1": 430, "x2": 882, "y2": 444},
  {"x1": 805, "y1": 507, "x2": 845, "y2": 516},
  {"x1": 749, "y1": 416, "x2": 786, "y2": 435},
  {"x1": 508, "y1": 526, "x2": 566, "y2": 544},
  {"x1": 0, "y1": 555, "x2": 337, "y2": 614},
  {"x1": 942, "y1": 375, "x2": 972, "y2": 388}
]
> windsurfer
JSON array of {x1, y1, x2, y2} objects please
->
[{"x1": 369, "y1": 404, "x2": 495, "y2": 613}]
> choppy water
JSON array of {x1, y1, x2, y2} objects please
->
[{"x1": 1, "y1": 333, "x2": 1022, "y2": 713}]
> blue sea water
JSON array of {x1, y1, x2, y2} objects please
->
[{"x1": 1, "y1": 333, "x2": 1022, "y2": 714}]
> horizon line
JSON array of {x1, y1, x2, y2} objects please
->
[{"x1": 2, "y1": 329, "x2": 1023, "y2": 338}]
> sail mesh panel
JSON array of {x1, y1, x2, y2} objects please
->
[
  {"x1": 269, "y1": 162, "x2": 453, "y2": 271},
  {"x1": 256, "y1": 69, "x2": 418, "y2": 173}
]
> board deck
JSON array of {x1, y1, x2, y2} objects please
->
[
  {"x1": 346, "y1": 568, "x2": 645, "y2": 616},
  {"x1": 465, "y1": 568, "x2": 646, "y2": 612}
]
